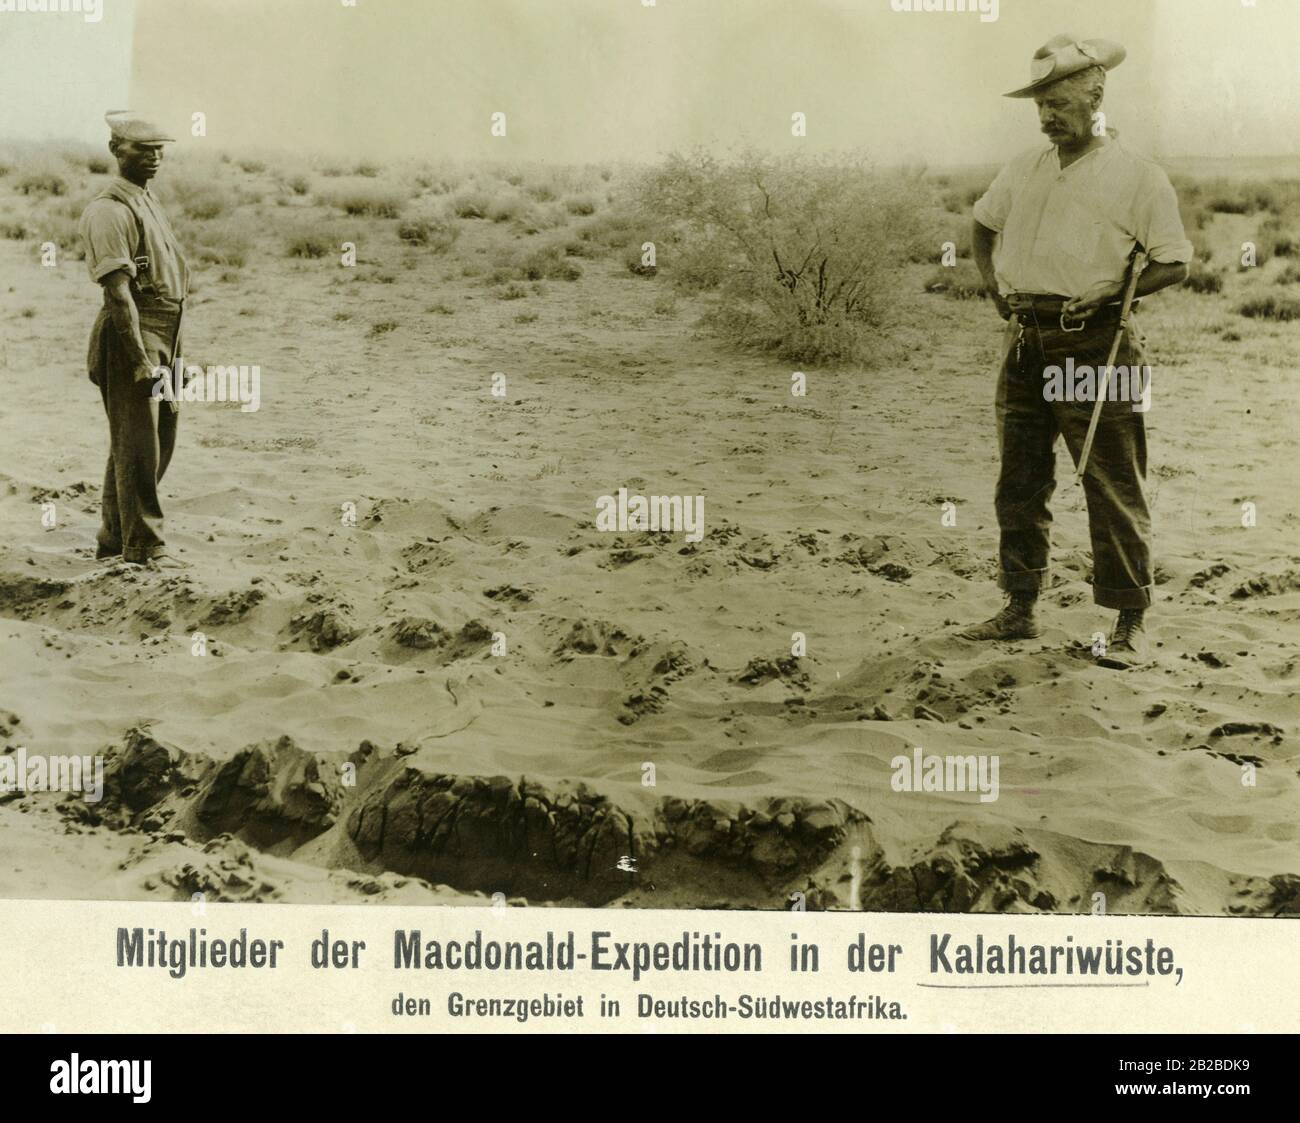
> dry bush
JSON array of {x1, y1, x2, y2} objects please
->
[
  {"x1": 518, "y1": 242, "x2": 582, "y2": 281},
  {"x1": 636, "y1": 150, "x2": 930, "y2": 365},
  {"x1": 397, "y1": 216, "x2": 460, "y2": 252},
  {"x1": 451, "y1": 189, "x2": 490, "y2": 218},
  {"x1": 1184, "y1": 262, "x2": 1224, "y2": 294},
  {"x1": 322, "y1": 184, "x2": 404, "y2": 218},
  {"x1": 1237, "y1": 294, "x2": 1300, "y2": 321},
  {"x1": 564, "y1": 194, "x2": 597, "y2": 215},
  {"x1": 1257, "y1": 216, "x2": 1295, "y2": 258},
  {"x1": 13, "y1": 162, "x2": 68, "y2": 197},
  {"x1": 1275, "y1": 263, "x2": 1300, "y2": 286},
  {"x1": 161, "y1": 170, "x2": 230, "y2": 220},
  {"x1": 923, "y1": 260, "x2": 987, "y2": 299},
  {"x1": 184, "y1": 217, "x2": 253, "y2": 268},
  {"x1": 486, "y1": 193, "x2": 530, "y2": 223}
]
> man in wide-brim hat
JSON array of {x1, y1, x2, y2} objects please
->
[{"x1": 960, "y1": 34, "x2": 1192, "y2": 668}]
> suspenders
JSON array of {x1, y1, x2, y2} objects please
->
[{"x1": 94, "y1": 185, "x2": 159, "y2": 299}]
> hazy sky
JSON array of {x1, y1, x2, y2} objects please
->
[{"x1": 1, "y1": 0, "x2": 1295, "y2": 165}]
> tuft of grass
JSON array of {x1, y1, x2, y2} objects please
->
[
  {"x1": 452, "y1": 189, "x2": 490, "y2": 219},
  {"x1": 287, "y1": 232, "x2": 331, "y2": 259},
  {"x1": 1184, "y1": 262, "x2": 1224, "y2": 294},
  {"x1": 486, "y1": 194, "x2": 529, "y2": 223},
  {"x1": 497, "y1": 282, "x2": 529, "y2": 300},
  {"x1": 518, "y1": 242, "x2": 582, "y2": 281},
  {"x1": 1275, "y1": 263, "x2": 1300, "y2": 286},
  {"x1": 625, "y1": 244, "x2": 656, "y2": 276},
  {"x1": 923, "y1": 261, "x2": 987, "y2": 300},
  {"x1": 564, "y1": 194, "x2": 597, "y2": 216},
  {"x1": 323, "y1": 186, "x2": 404, "y2": 218},
  {"x1": 186, "y1": 218, "x2": 252, "y2": 268},
  {"x1": 15, "y1": 168, "x2": 68, "y2": 197},
  {"x1": 1237, "y1": 294, "x2": 1300, "y2": 322},
  {"x1": 397, "y1": 217, "x2": 460, "y2": 252},
  {"x1": 368, "y1": 320, "x2": 399, "y2": 337}
]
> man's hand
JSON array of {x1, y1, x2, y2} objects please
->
[
  {"x1": 1061, "y1": 280, "x2": 1122, "y2": 323},
  {"x1": 990, "y1": 290, "x2": 1012, "y2": 321}
]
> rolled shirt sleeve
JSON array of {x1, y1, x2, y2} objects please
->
[
  {"x1": 1134, "y1": 167, "x2": 1194, "y2": 265},
  {"x1": 78, "y1": 199, "x2": 137, "y2": 284},
  {"x1": 972, "y1": 163, "x2": 1015, "y2": 232}
]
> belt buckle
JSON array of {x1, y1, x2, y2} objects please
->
[{"x1": 1059, "y1": 308, "x2": 1086, "y2": 333}]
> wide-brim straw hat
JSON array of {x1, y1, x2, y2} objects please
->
[{"x1": 1003, "y1": 34, "x2": 1126, "y2": 99}]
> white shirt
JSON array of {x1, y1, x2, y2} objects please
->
[{"x1": 973, "y1": 140, "x2": 1193, "y2": 297}]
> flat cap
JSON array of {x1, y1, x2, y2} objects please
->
[{"x1": 105, "y1": 110, "x2": 176, "y2": 143}]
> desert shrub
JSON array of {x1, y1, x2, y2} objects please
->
[
  {"x1": 286, "y1": 174, "x2": 311, "y2": 196},
  {"x1": 160, "y1": 169, "x2": 233, "y2": 220},
  {"x1": 564, "y1": 194, "x2": 597, "y2": 216},
  {"x1": 353, "y1": 162, "x2": 381, "y2": 178},
  {"x1": 1237, "y1": 294, "x2": 1300, "y2": 322},
  {"x1": 236, "y1": 158, "x2": 266, "y2": 174},
  {"x1": 1184, "y1": 262, "x2": 1224, "y2": 294},
  {"x1": 1, "y1": 220, "x2": 28, "y2": 239},
  {"x1": 186, "y1": 219, "x2": 252, "y2": 268},
  {"x1": 574, "y1": 207, "x2": 641, "y2": 248},
  {"x1": 15, "y1": 168, "x2": 68, "y2": 197},
  {"x1": 452, "y1": 189, "x2": 490, "y2": 218},
  {"x1": 397, "y1": 217, "x2": 460, "y2": 252},
  {"x1": 518, "y1": 242, "x2": 582, "y2": 281},
  {"x1": 908, "y1": 211, "x2": 972, "y2": 264},
  {"x1": 86, "y1": 155, "x2": 112, "y2": 175},
  {"x1": 497, "y1": 282, "x2": 528, "y2": 300},
  {"x1": 625, "y1": 243, "x2": 656, "y2": 275},
  {"x1": 324, "y1": 186, "x2": 403, "y2": 218},
  {"x1": 526, "y1": 183, "x2": 557, "y2": 203},
  {"x1": 1275, "y1": 263, "x2": 1300, "y2": 285},
  {"x1": 486, "y1": 193, "x2": 529, "y2": 223},
  {"x1": 923, "y1": 260, "x2": 986, "y2": 299},
  {"x1": 635, "y1": 149, "x2": 928, "y2": 364},
  {"x1": 286, "y1": 231, "x2": 331, "y2": 258},
  {"x1": 1257, "y1": 216, "x2": 1295, "y2": 258}
]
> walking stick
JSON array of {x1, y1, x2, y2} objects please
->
[{"x1": 1075, "y1": 249, "x2": 1147, "y2": 483}]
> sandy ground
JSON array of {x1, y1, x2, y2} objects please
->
[{"x1": 1, "y1": 171, "x2": 1298, "y2": 913}]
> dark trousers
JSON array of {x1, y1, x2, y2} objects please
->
[
  {"x1": 994, "y1": 309, "x2": 1153, "y2": 610},
  {"x1": 90, "y1": 302, "x2": 182, "y2": 563}
]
